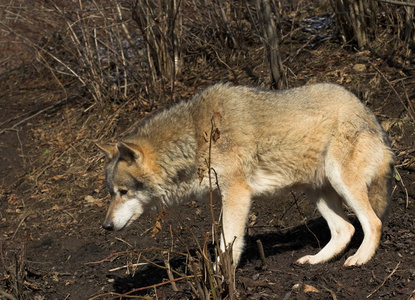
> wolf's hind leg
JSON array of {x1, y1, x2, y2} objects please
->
[
  {"x1": 220, "y1": 179, "x2": 253, "y2": 266},
  {"x1": 297, "y1": 187, "x2": 355, "y2": 265},
  {"x1": 326, "y1": 161, "x2": 382, "y2": 267}
]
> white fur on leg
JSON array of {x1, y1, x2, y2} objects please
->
[
  {"x1": 297, "y1": 189, "x2": 355, "y2": 265},
  {"x1": 326, "y1": 160, "x2": 382, "y2": 267},
  {"x1": 220, "y1": 181, "x2": 252, "y2": 266}
]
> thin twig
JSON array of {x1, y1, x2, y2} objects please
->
[
  {"x1": 109, "y1": 262, "x2": 148, "y2": 272},
  {"x1": 402, "y1": 81, "x2": 415, "y2": 122},
  {"x1": 34, "y1": 149, "x2": 69, "y2": 187},
  {"x1": 256, "y1": 239, "x2": 268, "y2": 270},
  {"x1": 163, "y1": 251, "x2": 178, "y2": 292},
  {"x1": 0, "y1": 101, "x2": 65, "y2": 135},
  {"x1": 0, "y1": 110, "x2": 32, "y2": 129},
  {"x1": 322, "y1": 285, "x2": 338, "y2": 300},
  {"x1": 0, "y1": 288, "x2": 17, "y2": 300},
  {"x1": 11, "y1": 214, "x2": 29, "y2": 241},
  {"x1": 115, "y1": 237, "x2": 132, "y2": 248},
  {"x1": 369, "y1": 61, "x2": 415, "y2": 122},
  {"x1": 291, "y1": 191, "x2": 321, "y2": 248},
  {"x1": 111, "y1": 275, "x2": 198, "y2": 299},
  {"x1": 395, "y1": 168, "x2": 409, "y2": 208},
  {"x1": 85, "y1": 251, "x2": 127, "y2": 265},
  {"x1": 377, "y1": 0, "x2": 415, "y2": 7},
  {"x1": 366, "y1": 262, "x2": 400, "y2": 298},
  {"x1": 16, "y1": 130, "x2": 26, "y2": 168}
]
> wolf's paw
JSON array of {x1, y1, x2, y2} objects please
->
[
  {"x1": 343, "y1": 254, "x2": 368, "y2": 267},
  {"x1": 296, "y1": 255, "x2": 318, "y2": 265}
]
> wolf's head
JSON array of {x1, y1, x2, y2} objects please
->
[{"x1": 96, "y1": 142, "x2": 159, "y2": 231}]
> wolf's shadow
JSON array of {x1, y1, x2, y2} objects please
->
[
  {"x1": 242, "y1": 216, "x2": 364, "y2": 266},
  {"x1": 109, "y1": 216, "x2": 364, "y2": 295}
]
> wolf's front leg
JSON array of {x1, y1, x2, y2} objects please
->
[{"x1": 220, "y1": 180, "x2": 253, "y2": 266}]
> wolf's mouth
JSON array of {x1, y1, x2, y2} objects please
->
[{"x1": 124, "y1": 217, "x2": 136, "y2": 229}]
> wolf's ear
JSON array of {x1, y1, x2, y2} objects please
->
[
  {"x1": 96, "y1": 143, "x2": 118, "y2": 160},
  {"x1": 117, "y1": 142, "x2": 143, "y2": 163}
]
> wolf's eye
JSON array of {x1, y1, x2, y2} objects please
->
[{"x1": 119, "y1": 189, "x2": 128, "y2": 196}]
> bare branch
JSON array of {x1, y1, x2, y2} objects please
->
[{"x1": 377, "y1": 0, "x2": 415, "y2": 7}]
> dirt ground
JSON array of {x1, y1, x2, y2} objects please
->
[{"x1": 1, "y1": 6, "x2": 415, "y2": 300}]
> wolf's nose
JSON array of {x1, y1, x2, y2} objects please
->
[{"x1": 102, "y1": 221, "x2": 114, "y2": 231}]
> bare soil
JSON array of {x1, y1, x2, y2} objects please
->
[{"x1": 1, "y1": 11, "x2": 415, "y2": 300}]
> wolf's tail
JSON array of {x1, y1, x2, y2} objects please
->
[{"x1": 368, "y1": 146, "x2": 395, "y2": 223}]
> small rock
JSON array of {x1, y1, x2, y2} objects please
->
[
  {"x1": 85, "y1": 195, "x2": 96, "y2": 203},
  {"x1": 353, "y1": 64, "x2": 366, "y2": 72}
]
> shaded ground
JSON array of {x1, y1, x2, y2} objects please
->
[{"x1": 1, "y1": 9, "x2": 415, "y2": 300}]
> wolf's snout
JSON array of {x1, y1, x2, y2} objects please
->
[{"x1": 102, "y1": 220, "x2": 114, "y2": 231}]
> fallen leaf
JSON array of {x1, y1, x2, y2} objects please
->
[
  {"x1": 292, "y1": 283, "x2": 320, "y2": 293},
  {"x1": 150, "y1": 220, "x2": 162, "y2": 237},
  {"x1": 84, "y1": 195, "x2": 103, "y2": 207},
  {"x1": 52, "y1": 204, "x2": 61, "y2": 210},
  {"x1": 197, "y1": 168, "x2": 205, "y2": 183},
  {"x1": 203, "y1": 131, "x2": 209, "y2": 142},
  {"x1": 213, "y1": 111, "x2": 222, "y2": 120},
  {"x1": 212, "y1": 128, "x2": 220, "y2": 142},
  {"x1": 303, "y1": 284, "x2": 320, "y2": 293},
  {"x1": 52, "y1": 174, "x2": 64, "y2": 181}
]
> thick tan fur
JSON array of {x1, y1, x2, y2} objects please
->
[{"x1": 97, "y1": 83, "x2": 394, "y2": 267}]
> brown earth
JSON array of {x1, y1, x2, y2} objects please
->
[{"x1": 1, "y1": 9, "x2": 415, "y2": 300}]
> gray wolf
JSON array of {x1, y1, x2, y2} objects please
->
[{"x1": 97, "y1": 83, "x2": 394, "y2": 267}]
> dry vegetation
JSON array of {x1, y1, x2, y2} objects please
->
[{"x1": 1, "y1": 0, "x2": 415, "y2": 299}]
